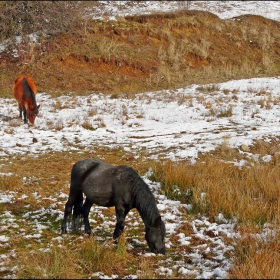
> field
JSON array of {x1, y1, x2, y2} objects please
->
[{"x1": 0, "y1": 1, "x2": 280, "y2": 279}]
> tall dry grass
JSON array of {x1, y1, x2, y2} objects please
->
[
  {"x1": 229, "y1": 231, "x2": 280, "y2": 279},
  {"x1": 151, "y1": 153, "x2": 280, "y2": 226},
  {"x1": 16, "y1": 245, "x2": 83, "y2": 279},
  {"x1": 16, "y1": 235, "x2": 133, "y2": 279},
  {"x1": 149, "y1": 140, "x2": 280, "y2": 279}
]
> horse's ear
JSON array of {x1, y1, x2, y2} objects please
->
[
  {"x1": 154, "y1": 216, "x2": 162, "y2": 227},
  {"x1": 37, "y1": 104, "x2": 40, "y2": 110}
]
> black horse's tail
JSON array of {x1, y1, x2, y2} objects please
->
[
  {"x1": 62, "y1": 159, "x2": 102, "y2": 234},
  {"x1": 68, "y1": 159, "x2": 101, "y2": 231}
]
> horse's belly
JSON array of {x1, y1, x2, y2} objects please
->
[
  {"x1": 92, "y1": 195, "x2": 114, "y2": 207},
  {"x1": 83, "y1": 187, "x2": 114, "y2": 207}
]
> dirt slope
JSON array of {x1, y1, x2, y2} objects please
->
[{"x1": 1, "y1": 9, "x2": 280, "y2": 97}]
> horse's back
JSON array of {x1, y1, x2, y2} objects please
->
[
  {"x1": 13, "y1": 75, "x2": 37, "y2": 102},
  {"x1": 72, "y1": 158, "x2": 112, "y2": 176},
  {"x1": 71, "y1": 158, "x2": 114, "y2": 187},
  {"x1": 72, "y1": 158, "x2": 137, "y2": 182},
  {"x1": 71, "y1": 158, "x2": 131, "y2": 207}
]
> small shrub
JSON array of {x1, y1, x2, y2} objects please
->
[
  {"x1": 0, "y1": 174, "x2": 21, "y2": 191},
  {"x1": 196, "y1": 84, "x2": 220, "y2": 92},
  {"x1": 216, "y1": 106, "x2": 233, "y2": 117},
  {"x1": 81, "y1": 121, "x2": 95, "y2": 131},
  {"x1": 110, "y1": 93, "x2": 119, "y2": 99}
]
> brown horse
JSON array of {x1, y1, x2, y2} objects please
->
[{"x1": 13, "y1": 75, "x2": 40, "y2": 124}]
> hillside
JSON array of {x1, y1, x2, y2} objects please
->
[{"x1": 0, "y1": 4, "x2": 280, "y2": 97}]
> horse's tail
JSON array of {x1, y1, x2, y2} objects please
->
[
  {"x1": 68, "y1": 159, "x2": 101, "y2": 231},
  {"x1": 69, "y1": 160, "x2": 99, "y2": 207}
]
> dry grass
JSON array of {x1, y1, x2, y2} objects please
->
[
  {"x1": 16, "y1": 245, "x2": 84, "y2": 279},
  {"x1": 147, "y1": 140, "x2": 280, "y2": 278},
  {"x1": 229, "y1": 231, "x2": 280, "y2": 279},
  {"x1": 79, "y1": 235, "x2": 132, "y2": 276},
  {"x1": 0, "y1": 173, "x2": 22, "y2": 192},
  {"x1": 0, "y1": 148, "x2": 155, "y2": 278},
  {"x1": 16, "y1": 235, "x2": 133, "y2": 279},
  {"x1": 1, "y1": 139, "x2": 280, "y2": 278},
  {"x1": 1, "y1": 9, "x2": 280, "y2": 97},
  {"x1": 151, "y1": 143, "x2": 280, "y2": 226}
]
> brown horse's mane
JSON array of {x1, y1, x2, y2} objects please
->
[
  {"x1": 22, "y1": 78, "x2": 38, "y2": 108},
  {"x1": 22, "y1": 75, "x2": 37, "y2": 94}
]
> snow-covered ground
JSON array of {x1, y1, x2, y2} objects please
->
[
  {"x1": 0, "y1": 1, "x2": 280, "y2": 279},
  {"x1": 1, "y1": 77, "x2": 280, "y2": 163},
  {"x1": 88, "y1": 1, "x2": 280, "y2": 22}
]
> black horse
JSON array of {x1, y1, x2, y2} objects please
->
[{"x1": 61, "y1": 158, "x2": 166, "y2": 254}]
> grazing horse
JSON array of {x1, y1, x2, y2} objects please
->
[
  {"x1": 61, "y1": 158, "x2": 166, "y2": 254},
  {"x1": 13, "y1": 75, "x2": 40, "y2": 124}
]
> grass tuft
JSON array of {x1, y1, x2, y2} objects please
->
[{"x1": 229, "y1": 231, "x2": 280, "y2": 279}]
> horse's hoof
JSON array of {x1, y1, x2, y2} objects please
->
[
  {"x1": 61, "y1": 233, "x2": 68, "y2": 238},
  {"x1": 113, "y1": 232, "x2": 121, "y2": 240}
]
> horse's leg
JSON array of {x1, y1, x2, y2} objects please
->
[
  {"x1": 113, "y1": 205, "x2": 129, "y2": 240},
  {"x1": 72, "y1": 192, "x2": 83, "y2": 230},
  {"x1": 61, "y1": 195, "x2": 76, "y2": 234},
  {"x1": 81, "y1": 198, "x2": 93, "y2": 235},
  {"x1": 18, "y1": 103, "x2": 22, "y2": 119},
  {"x1": 23, "y1": 107, "x2": 27, "y2": 123}
]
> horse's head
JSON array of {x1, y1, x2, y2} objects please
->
[
  {"x1": 145, "y1": 216, "x2": 166, "y2": 254},
  {"x1": 28, "y1": 104, "x2": 40, "y2": 124}
]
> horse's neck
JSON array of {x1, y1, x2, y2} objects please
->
[{"x1": 133, "y1": 182, "x2": 160, "y2": 228}]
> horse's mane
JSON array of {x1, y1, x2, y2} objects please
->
[
  {"x1": 22, "y1": 77, "x2": 38, "y2": 108},
  {"x1": 121, "y1": 166, "x2": 160, "y2": 227},
  {"x1": 24, "y1": 76, "x2": 37, "y2": 94}
]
